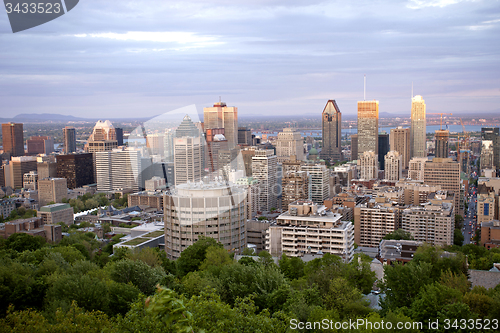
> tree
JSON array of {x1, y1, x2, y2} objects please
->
[
  {"x1": 455, "y1": 214, "x2": 464, "y2": 229},
  {"x1": 176, "y1": 236, "x2": 223, "y2": 276},
  {"x1": 380, "y1": 261, "x2": 433, "y2": 312},
  {"x1": 199, "y1": 246, "x2": 232, "y2": 271},
  {"x1": 5, "y1": 233, "x2": 46, "y2": 252},
  {"x1": 107, "y1": 258, "x2": 166, "y2": 295},
  {"x1": 454, "y1": 228, "x2": 464, "y2": 246},
  {"x1": 383, "y1": 229, "x2": 414, "y2": 240},
  {"x1": 279, "y1": 254, "x2": 305, "y2": 280}
]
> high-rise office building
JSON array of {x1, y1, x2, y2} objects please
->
[
  {"x1": 385, "y1": 151, "x2": 402, "y2": 181},
  {"x1": 203, "y1": 102, "x2": 238, "y2": 149},
  {"x1": 3, "y1": 156, "x2": 37, "y2": 188},
  {"x1": 410, "y1": 95, "x2": 426, "y2": 158},
  {"x1": 174, "y1": 115, "x2": 203, "y2": 187},
  {"x1": 146, "y1": 134, "x2": 165, "y2": 157},
  {"x1": 85, "y1": 120, "x2": 118, "y2": 153},
  {"x1": 205, "y1": 128, "x2": 227, "y2": 173},
  {"x1": 23, "y1": 171, "x2": 38, "y2": 190},
  {"x1": 252, "y1": 149, "x2": 278, "y2": 211},
  {"x1": 481, "y1": 127, "x2": 499, "y2": 169},
  {"x1": 320, "y1": 100, "x2": 342, "y2": 162},
  {"x1": 37, "y1": 159, "x2": 57, "y2": 179},
  {"x1": 26, "y1": 136, "x2": 54, "y2": 155},
  {"x1": 96, "y1": 148, "x2": 141, "y2": 191},
  {"x1": 390, "y1": 127, "x2": 410, "y2": 169},
  {"x1": 378, "y1": 133, "x2": 389, "y2": 170},
  {"x1": 238, "y1": 127, "x2": 252, "y2": 146},
  {"x1": 435, "y1": 130, "x2": 449, "y2": 158},
  {"x1": 276, "y1": 128, "x2": 304, "y2": 163},
  {"x1": 480, "y1": 141, "x2": 494, "y2": 171},
  {"x1": 359, "y1": 151, "x2": 378, "y2": 180},
  {"x1": 2, "y1": 123, "x2": 24, "y2": 157},
  {"x1": 115, "y1": 128, "x2": 124, "y2": 146},
  {"x1": 357, "y1": 100, "x2": 379, "y2": 155},
  {"x1": 174, "y1": 137, "x2": 203, "y2": 186},
  {"x1": 63, "y1": 127, "x2": 76, "y2": 154},
  {"x1": 164, "y1": 181, "x2": 247, "y2": 259},
  {"x1": 38, "y1": 178, "x2": 68, "y2": 206},
  {"x1": 351, "y1": 134, "x2": 358, "y2": 161},
  {"x1": 56, "y1": 153, "x2": 94, "y2": 189}
]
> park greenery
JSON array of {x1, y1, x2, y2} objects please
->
[{"x1": 0, "y1": 233, "x2": 499, "y2": 332}]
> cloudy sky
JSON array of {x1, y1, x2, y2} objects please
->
[{"x1": 0, "y1": 0, "x2": 499, "y2": 118}]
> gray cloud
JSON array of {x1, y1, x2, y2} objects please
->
[{"x1": 0, "y1": 0, "x2": 499, "y2": 118}]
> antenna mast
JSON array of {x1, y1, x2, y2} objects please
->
[
  {"x1": 364, "y1": 74, "x2": 366, "y2": 101},
  {"x1": 411, "y1": 82, "x2": 413, "y2": 98}
]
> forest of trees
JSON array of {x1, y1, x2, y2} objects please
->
[{"x1": 1, "y1": 232, "x2": 500, "y2": 332}]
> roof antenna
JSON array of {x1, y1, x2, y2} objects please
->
[
  {"x1": 219, "y1": 96, "x2": 221, "y2": 103},
  {"x1": 364, "y1": 74, "x2": 366, "y2": 101},
  {"x1": 411, "y1": 82, "x2": 413, "y2": 99}
]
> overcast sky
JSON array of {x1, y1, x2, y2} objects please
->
[{"x1": 0, "y1": 0, "x2": 499, "y2": 118}]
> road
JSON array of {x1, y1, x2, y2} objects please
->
[{"x1": 462, "y1": 164, "x2": 478, "y2": 245}]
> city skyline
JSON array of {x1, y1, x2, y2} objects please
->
[{"x1": 1, "y1": 1, "x2": 499, "y2": 118}]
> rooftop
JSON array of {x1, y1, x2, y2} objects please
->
[{"x1": 39, "y1": 203, "x2": 72, "y2": 213}]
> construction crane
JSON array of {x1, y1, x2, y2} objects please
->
[
  {"x1": 460, "y1": 118, "x2": 470, "y2": 151},
  {"x1": 427, "y1": 113, "x2": 453, "y2": 130}
]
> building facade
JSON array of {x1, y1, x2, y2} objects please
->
[
  {"x1": 357, "y1": 100, "x2": 379, "y2": 155},
  {"x1": 56, "y1": 153, "x2": 94, "y2": 189},
  {"x1": 359, "y1": 151, "x2": 378, "y2": 180},
  {"x1": 164, "y1": 182, "x2": 247, "y2": 259},
  {"x1": 203, "y1": 102, "x2": 238, "y2": 149},
  {"x1": 38, "y1": 177, "x2": 68, "y2": 206},
  {"x1": 320, "y1": 100, "x2": 342, "y2": 162},
  {"x1": 410, "y1": 95, "x2": 426, "y2": 158},
  {"x1": 2, "y1": 123, "x2": 24, "y2": 157},
  {"x1": 252, "y1": 149, "x2": 278, "y2": 211},
  {"x1": 63, "y1": 127, "x2": 77, "y2": 154},
  {"x1": 265, "y1": 200, "x2": 354, "y2": 262},
  {"x1": 276, "y1": 128, "x2": 304, "y2": 163},
  {"x1": 385, "y1": 151, "x2": 402, "y2": 181},
  {"x1": 390, "y1": 127, "x2": 411, "y2": 169}
]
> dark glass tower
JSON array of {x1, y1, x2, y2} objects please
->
[{"x1": 320, "y1": 100, "x2": 342, "y2": 162}]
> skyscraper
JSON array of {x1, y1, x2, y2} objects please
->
[
  {"x1": 203, "y1": 102, "x2": 238, "y2": 149},
  {"x1": 174, "y1": 115, "x2": 203, "y2": 186},
  {"x1": 350, "y1": 134, "x2": 358, "y2": 161},
  {"x1": 410, "y1": 95, "x2": 426, "y2": 158},
  {"x1": 63, "y1": 127, "x2": 76, "y2": 154},
  {"x1": 378, "y1": 133, "x2": 389, "y2": 171},
  {"x1": 385, "y1": 151, "x2": 402, "y2": 181},
  {"x1": 252, "y1": 149, "x2": 278, "y2": 211},
  {"x1": 276, "y1": 128, "x2": 304, "y2": 163},
  {"x1": 115, "y1": 128, "x2": 124, "y2": 146},
  {"x1": 2, "y1": 123, "x2": 24, "y2": 157},
  {"x1": 390, "y1": 127, "x2": 410, "y2": 169},
  {"x1": 435, "y1": 130, "x2": 449, "y2": 158},
  {"x1": 359, "y1": 151, "x2": 378, "y2": 180},
  {"x1": 320, "y1": 100, "x2": 342, "y2": 162},
  {"x1": 481, "y1": 127, "x2": 499, "y2": 169},
  {"x1": 357, "y1": 100, "x2": 379, "y2": 155},
  {"x1": 27, "y1": 136, "x2": 54, "y2": 155},
  {"x1": 56, "y1": 153, "x2": 94, "y2": 189},
  {"x1": 96, "y1": 148, "x2": 141, "y2": 191}
]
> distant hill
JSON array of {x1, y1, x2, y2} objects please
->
[{"x1": 10, "y1": 113, "x2": 88, "y2": 122}]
